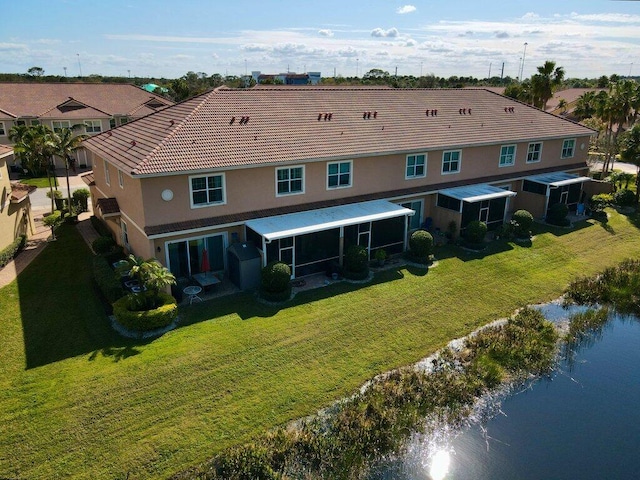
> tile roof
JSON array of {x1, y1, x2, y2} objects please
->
[
  {"x1": 80, "y1": 171, "x2": 95, "y2": 186},
  {"x1": 0, "y1": 83, "x2": 173, "y2": 120},
  {"x1": 10, "y1": 182, "x2": 37, "y2": 203},
  {"x1": 546, "y1": 88, "x2": 606, "y2": 112},
  {"x1": 0, "y1": 144, "x2": 13, "y2": 156},
  {"x1": 95, "y1": 197, "x2": 120, "y2": 216},
  {"x1": 145, "y1": 161, "x2": 587, "y2": 236},
  {"x1": 83, "y1": 86, "x2": 595, "y2": 177}
]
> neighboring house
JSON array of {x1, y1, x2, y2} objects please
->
[
  {"x1": 251, "y1": 71, "x2": 322, "y2": 85},
  {"x1": 546, "y1": 88, "x2": 606, "y2": 117},
  {"x1": 0, "y1": 145, "x2": 35, "y2": 251},
  {"x1": 82, "y1": 86, "x2": 594, "y2": 285},
  {"x1": 0, "y1": 83, "x2": 173, "y2": 167}
]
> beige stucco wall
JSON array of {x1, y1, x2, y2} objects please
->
[
  {"x1": 512, "y1": 191, "x2": 547, "y2": 219},
  {"x1": 0, "y1": 157, "x2": 33, "y2": 250}
]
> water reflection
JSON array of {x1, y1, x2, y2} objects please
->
[{"x1": 428, "y1": 450, "x2": 450, "y2": 480}]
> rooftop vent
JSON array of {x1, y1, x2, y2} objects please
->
[
  {"x1": 230, "y1": 116, "x2": 236, "y2": 125},
  {"x1": 426, "y1": 109, "x2": 438, "y2": 116},
  {"x1": 504, "y1": 107, "x2": 515, "y2": 113}
]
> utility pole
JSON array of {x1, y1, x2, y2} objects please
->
[
  {"x1": 77, "y1": 53, "x2": 82, "y2": 78},
  {"x1": 488, "y1": 62, "x2": 492, "y2": 79},
  {"x1": 519, "y1": 42, "x2": 528, "y2": 81},
  {"x1": 63, "y1": 67, "x2": 67, "y2": 78}
]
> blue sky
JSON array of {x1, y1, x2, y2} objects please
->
[{"x1": 2, "y1": 1, "x2": 639, "y2": 79}]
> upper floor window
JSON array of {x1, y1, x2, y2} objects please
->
[
  {"x1": 406, "y1": 154, "x2": 426, "y2": 179},
  {"x1": 276, "y1": 166, "x2": 304, "y2": 196},
  {"x1": 16, "y1": 120, "x2": 26, "y2": 127},
  {"x1": 561, "y1": 139, "x2": 576, "y2": 159},
  {"x1": 52, "y1": 120, "x2": 71, "y2": 133},
  {"x1": 121, "y1": 220, "x2": 130, "y2": 249},
  {"x1": 84, "y1": 120, "x2": 102, "y2": 134},
  {"x1": 109, "y1": 118, "x2": 116, "y2": 129},
  {"x1": 190, "y1": 174, "x2": 226, "y2": 207},
  {"x1": 442, "y1": 150, "x2": 461, "y2": 174},
  {"x1": 327, "y1": 160, "x2": 352, "y2": 189},
  {"x1": 0, "y1": 122, "x2": 5, "y2": 136},
  {"x1": 104, "y1": 160, "x2": 111, "y2": 186},
  {"x1": 527, "y1": 142, "x2": 543, "y2": 163},
  {"x1": 499, "y1": 145, "x2": 516, "y2": 167},
  {"x1": 118, "y1": 170, "x2": 124, "y2": 189}
]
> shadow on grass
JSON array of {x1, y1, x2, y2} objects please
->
[
  {"x1": 435, "y1": 239, "x2": 516, "y2": 262},
  {"x1": 17, "y1": 225, "x2": 141, "y2": 369},
  {"x1": 536, "y1": 217, "x2": 594, "y2": 237}
]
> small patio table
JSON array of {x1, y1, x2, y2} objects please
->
[{"x1": 183, "y1": 285, "x2": 203, "y2": 304}]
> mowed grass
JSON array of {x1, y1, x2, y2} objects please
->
[{"x1": 1, "y1": 210, "x2": 639, "y2": 479}]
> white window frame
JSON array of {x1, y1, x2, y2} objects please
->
[
  {"x1": 441, "y1": 150, "x2": 461, "y2": 175},
  {"x1": 189, "y1": 173, "x2": 227, "y2": 208},
  {"x1": 275, "y1": 165, "x2": 305, "y2": 197},
  {"x1": 326, "y1": 160, "x2": 353, "y2": 189},
  {"x1": 104, "y1": 160, "x2": 111, "y2": 186},
  {"x1": 52, "y1": 120, "x2": 71, "y2": 133},
  {"x1": 405, "y1": 153, "x2": 427, "y2": 179},
  {"x1": 118, "y1": 170, "x2": 124, "y2": 189},
  {"x1": 0, "y1": 121, "x2": 5, "y2": 136},
  {"x1": 121, "y1": 220, "x2": 130, "y2": 249},
  {"x1": 84, "y1": 120, "x2": 102, "y2": 134},
  {"x1": 561, "y1": 138, "x2": 576, "y2": 159},
  {"x1": 526, "y1": 142, "x2": 543, "y2": 163},
  {"x1": 499, "y1": 145, "x2": 517, "y2": 167}
]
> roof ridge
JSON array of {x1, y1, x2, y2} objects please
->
[
  {"x1": 38, "y1": 97, "x2": 113, "y2": 118},
  {"x1": 133, "y1": 89, "x2": 219, "y2": 175}
]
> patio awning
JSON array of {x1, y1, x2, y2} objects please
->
[
  {"x1": 439, "y1": 184, "x2": 517, "y2": 203},
  {"x1": 526, "y1": 172, "x2": 591, "y2": 187},
  {"x1": 245, "y1": 199, "x2": 414, "y2": 242}
]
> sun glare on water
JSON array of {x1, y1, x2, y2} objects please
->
[{"x1": 429, "y1": 450, "x2": 451, "y2": 480}]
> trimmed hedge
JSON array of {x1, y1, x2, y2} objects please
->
[
  {"x1": 92, "y1": 255, "x2": 126, "y2": 303},
  {"x1": 0, "y1": 235, "x2": 26, "y2": 269},
  {"x1": 409, "y1": 229, "x2": 433, "y2": 258},
  {"x1": 511, "y1": 209, "x2": 533, "y2": 238},
  {"x1": 113, "y1": 291, "x2": 178, "y2": 331},
  {"x1": 90, "y1": 215, "x2": 112, "y2": 238},
  {"x1": 613, "y1": 189, "x2": 635, "y2": 207},
  {"x1": 92, "y1": 236, "x2": 115, "y2": 254},
  {"x1": 260, "y1": 262, "x2": 292, "y2": 302},
  {"x1": 343, "y1": 245, "x2": 369, "y2": 280},
  {"x1": 464, "y1": 220, "x2": 487, "y2": 245},
  {"x1": 546, "y1": 203, "x2": 570, "y2": 226}
]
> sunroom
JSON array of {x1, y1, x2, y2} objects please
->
[
  {"x1": 245, "y1": 200, "x2": 414, "y2": 278},
  {"x1": 436, "y1": 184, "x2": 517, "y2": 232},
  {"x1": 522, "y1": 172, "x2": 590, "y2": 217}
]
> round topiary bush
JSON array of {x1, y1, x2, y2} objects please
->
[
  {"x1": 511, "y1": 209, "x2": 534, "y2": 238},
  {"x1": 112, "y1": 291, "x2": 178, "y2": 332},
  {"x1": 546, "y1": 203, "x2": 570, "y2": 226},
  {"x1": 92, "y1": 235, "x2": 115, "y2": 254},
  {"x1": 409, "y1": 229, "x2": 434, "y2": 259},
  {"x1": 589, "y1": 193, "x2": 612, "y2": 214},
  {"x1": 613, "y1": 188, "x2": 635, "y2": 207},
  {"x1": 464, "y1": 220, "x2": 488, "y2": 245},
  {"x1": 343, "y1": 244, "x2": 369, "y2": 280},
  {"x1": 260, "y1": 261, "x2": 292, "y2": 301}
]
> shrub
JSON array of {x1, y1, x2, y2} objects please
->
[
  {"x1": 613, "y1": 188, "x2": 635, "y2": 207},
  {"x1": 46, "y1": 189, "x2": 63, "y2": 199},
  {"x1": 589, "y1": 193, "x2": 613, "y2": 213},
  {"x1": 546, "y1": 203, "x2": 570, "y2": 226},
  {"x1": 511, "y1": 209, "x2": 533, "y2": 238},
  {"x1": 92, "y1": 255, "x2": 126, "y2": 303},
  {"x1": 92, "y1": 235, "x2": 115, "y2": 254},
  {"x1": 112, "y1": 291, "x2": 178, "y2": 331},
  {"x1": 72, "y1": 188, "x2": 90, "y2": 212},
  {"x1": 464, "y1": 220, "x2": 487, "y2": 244},
  {"x1": 260, "y1": 261, "x2": 292, "y2": 301},
  {"x1": 409, "y1": 229, "x2": 434, "y2": 258},
  {"x1": 90, "y1": 215, "x2": 112, "y2": 238},
  {"x1": 343, "y1": 245, "x2": 369, "y2": 280},
  {"x1": 0, "y1": 235, "x2": 26, "y2": 269},
  {"x1": 101, "y1": 245, "x2": 126, "y2": 266}
]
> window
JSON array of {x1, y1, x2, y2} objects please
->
[
  {"x1": 276, "y1": 166, "x2": 304, "y2": 196},
  {"x1": 119, "y1": 117, "x2": 129, "y2": 126},
  {"x1": 327, "y1": 161, "x2": 352, "y2": 189},
  {"x1": 406, "y1": 154, "x2": 426, "y2": 179},
  {"x1": 109, "y1": 118, "x2": 116, "y2": 129},
  {"x1": 562, "y1": 139, "x2": 576, "y2": 158},
  {"x1": 16, "y1": 120, "x2": 26, "y2": 126},
  {"x1": 499, "y1": 145, "x2": 516, "y2": 167},
  {"x1": 84, "y1": 120, "x2": 102, "y2": 133},
  {"x1": 190, "y1": 174, "x2": 226, "y2": 207},
  {"x1": 121, "y1": 220, "x2": 129, "y2": 248},
  {"x1": 118, "y1": 170, "x2": 124, "y2": 189},
  {"x1": 0, "y1": 122, "x2": 5, "y2": 136},
  {"x1": 527, "y1": 142, "x2": 542, "y2": 163},
  {"x1": 104, "y1": 160, "x2": 111, "y2": 186},
  {"x1": 442, "y1": 150, "x2": 461, "y2": 174},
  {"x1": 52, "y1": 120, "x2": 71, "y2": 133},
  {"x1": 31, "y1": 120, "x2": 40, "y2": 126}
]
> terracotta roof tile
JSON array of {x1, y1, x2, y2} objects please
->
[
  {"x1": 145, "y1": 161, "x2": 587, "y2": 236},
  {"x1": 96, "y1": 197, "x2": 120, "y2": 216},
  {"x1": 83, "y1": 86, "x2": 595, "y2": 177},
  {"x1": 0, "y1": 83, "x2": 173, "y2": 120},
  {"x1": 80, "y1": 171, "x2": 95, "y2": 186},
  {"x1": 0, "y1": 144, "x2": 13, "y2": 156},
  {"x1": 10, "y1": 182, "x2": 37, "y2": 203}
]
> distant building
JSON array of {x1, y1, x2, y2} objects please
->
[{"x1": 251, "y1": 71, "x2": 321, "y2": 85}]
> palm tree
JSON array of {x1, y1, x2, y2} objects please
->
[
  {"x1": 600, "y1": 80, "x2": 638, "y2": 173},
  {"x1": 530, "y1": 60, "x2": 565, "y2": 110},
  {"x1": 557, "y1": 98, "x2": 568, "y2": 115},
  {"x1": 124, "y1": 254, "x2": 176, "y2": 308},
  {"x1": 52, "y1": 127, "x2": 88, "y2": 216},
  {"x1": 619, "y1": 123, "x2": 640, "y2": 206},
  {"x1": 574, "y1": 91, "x2": 597, "y2": 120}
]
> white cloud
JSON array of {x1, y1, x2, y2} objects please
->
[
  {"x1": 318, "y1": 29, "x2": 334, "y2": 37},
  {"x1": 404, "y1": 39, "x2": 418, "y2": 47},
  {"x1": 397, "y1": 5, "x2": 416, "y2": 15},
  {"x1": 522, "y1": 12, "x2": 539, "y2": 20},
  {"x1": 494, "y1": 31, "x2": 510, "y2": 39},
  {"x1": 371, "y1": 27, "x2": 399, "y2": 38}
]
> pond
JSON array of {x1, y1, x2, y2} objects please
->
[{"x1": 372, "y1": 305, "x2": 640, "y2": 480}]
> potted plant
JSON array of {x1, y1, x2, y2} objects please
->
[{"x1": 375, "y1": 248, "x2": 387, "y2": 267}]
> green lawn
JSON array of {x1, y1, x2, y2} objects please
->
[
  {"x1": 1, "y1": 210, "x2": 640, "y2": 479},
  {"x1": 17, "y1": 175, "x2": 59, "y2": 188}
]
